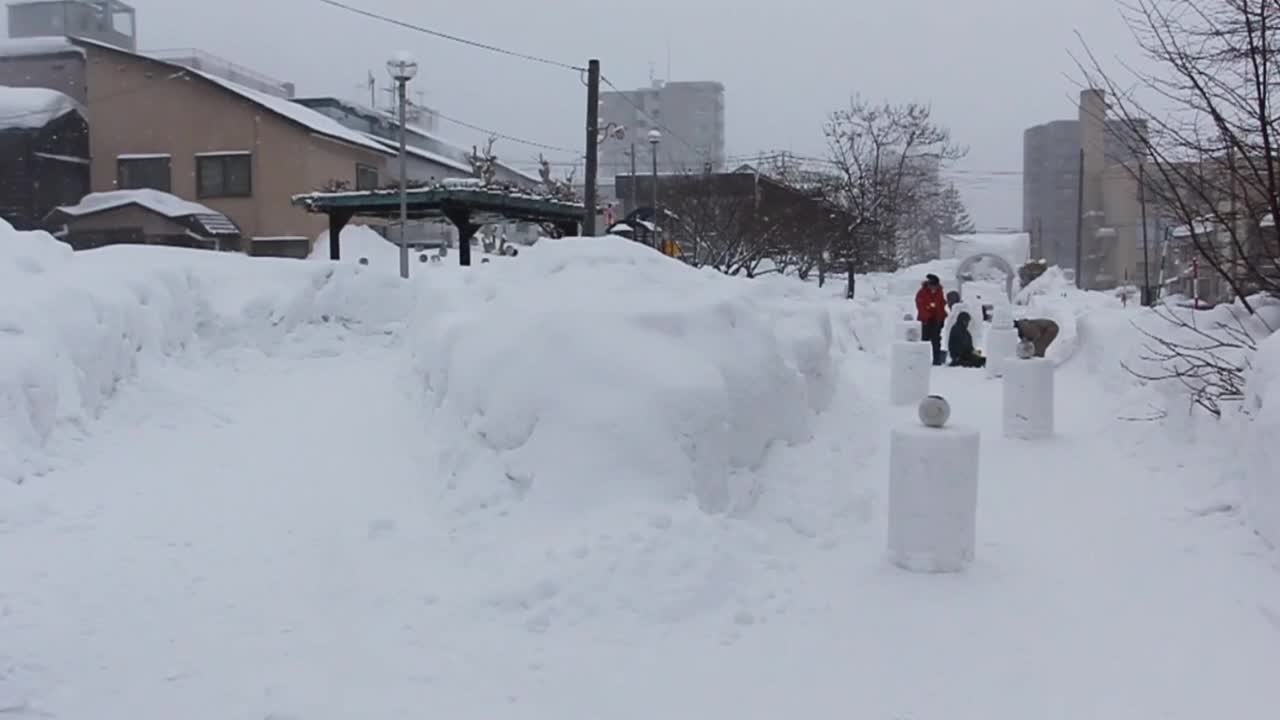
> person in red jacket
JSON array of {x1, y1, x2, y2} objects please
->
[{"x1": 915, "y1": 273, "x2": 948, "y2": 365}]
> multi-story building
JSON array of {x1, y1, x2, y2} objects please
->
[
  {"x1": 598, "y1": 79, "x2": 724, "y2": 182},
  {"x1": 6, "y1": 0, "x2": 135, "y2": 51},
  {"x1": 1022, "y1": 89, "x2": 1151, "y2": 288}
]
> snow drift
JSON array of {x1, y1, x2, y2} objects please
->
[
  {"x1": 0, "y1": 219, "x2": 414, "y2": 482},
  {"x1": 1244, "y1": 321, "x2": 1280, "y2": 547},
  {"x1": 409, "y1": 237, "x2": 837, "y2": 515}
]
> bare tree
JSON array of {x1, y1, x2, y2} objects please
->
[
  {"x1": 822, "y1": 97, "x2": 967, "y2": 273},
  {"x1": 468, "y1": 136, "x2": 498, "y2": 185},
  {"x1": 1078, "y1": 0, "x2": 1280, "y2": 306},
  {"x1": 1078, "y1": 0, "x2": 1280, "y2": 412}
]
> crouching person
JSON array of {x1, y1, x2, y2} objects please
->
[
  {"x1": 1014, "y1": 318, "x2": 1060, "y2": 358},
  {"x1": 947, "y1": 311, "x2": 987, "y2": 368}
]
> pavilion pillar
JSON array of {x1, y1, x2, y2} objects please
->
[
  {"x1": 443, "y1": 204, "x2": 481, "y2": 267},
  {"x1": 328, "y1": 209, "x2": 354, "y2": 261}
]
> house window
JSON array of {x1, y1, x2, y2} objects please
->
[
  {"x1": 356, "y1": 163, "x2": 379, "y2": 191},
  {"x1": 197, "y1": 153, "x2": 252, "y2": 198},
  {"x1": 117, "y1": 156, "x2": 171, "y2": 192}
]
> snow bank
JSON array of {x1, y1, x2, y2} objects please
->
[
  {"x1": 0, "y1": 220, "x2": 415, "y2": 482},
  {"x1": 1244, "y1": 322, "x2": 1280, "y2": 547},
  {"x1": 410, "y1": 237, "x2": 837, "y2": 515}
]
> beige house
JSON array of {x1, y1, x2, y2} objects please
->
[{"x1": 0, "y1": 36, "x2": 394, "y2": 255}]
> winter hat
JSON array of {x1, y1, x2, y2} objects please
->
[{"x1": 926, "y1": 273, "x2": 940, "y2": 285}]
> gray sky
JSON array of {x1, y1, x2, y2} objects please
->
[{"x1": 45, "y1": 0, "x2": 1145, "y2": 227}]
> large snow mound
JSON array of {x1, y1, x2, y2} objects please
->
[
  {"x1": 1244, "y1": 313, "x2": 1280, "y2": 547},
  {"x1": 410, "y1": 237, "x2": 837, "y2": 515},
  {"x1": 0, "y1": 220, "x2": 415, "y2": 482}
]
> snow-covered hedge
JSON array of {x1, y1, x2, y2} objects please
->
[
  {"x1": 0, "y1": 220, "x2": 414, "y2": 482},
  {"x1": 409, "y1": 237, "x2": 837, "y2": 515}
]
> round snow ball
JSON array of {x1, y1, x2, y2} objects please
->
[
  {"x1": 918, "y1": 395, "x2": 951, "y2": 428},
  {"x1": 905, "y1": 326, "x2": 922, "y2": 342},
  {"x1": 903, "y1": 313, "x2": 914, "y2": 322},
  {"x1": 1016, "y1": 340, "x2": 1035, "y2": 359},
  {"x1": 358, "y1": 257, "x2": 370, "y2": 265},
  {"x1": 419, "y1": 253, "x2": 429, "y2": 263}
]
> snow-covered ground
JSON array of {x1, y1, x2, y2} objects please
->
[{"x1": 2, "y1": 223, "x2": 1279, "y2": 719}]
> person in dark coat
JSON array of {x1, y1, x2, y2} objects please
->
[
  {"x1": 915, "y1": 273, "x2": 948, "y2": 366},
  {"x1": 948, "y1": 312, "x2": 987, "y2": 368}
]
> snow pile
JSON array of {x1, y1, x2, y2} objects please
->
[
  {"x1": 309, "y1": 223, "x2": 413, "y2": 269},
  {"x1": 410, "y1": 237, "x2": 836, "y2": 515},
  {"x1": 0, "y1": 220, "x2": 414, "y2": 482},
  {"x1": 1244, "y1": 315, "x2": 1280, "y2": 547},
  {"x1": 1021, "y1": 267, "x2": 1121, "y2": 367},
  {"x1": 0, "y1": 86, "x2": 81, "y2": 130}
]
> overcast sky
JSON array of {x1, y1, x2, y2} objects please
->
[{"x1": 17, "y1": 0, "x2": 1143, "y2": 228}]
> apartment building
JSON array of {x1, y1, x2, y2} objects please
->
[
  {"x1": 0, "y1": 36, "x2": 393, "y2": 255},
  {"x1": 598, "y1": 79, "x2": 725, "y2": 181}
]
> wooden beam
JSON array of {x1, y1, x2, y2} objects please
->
[{"x1": 327, "y1": 209, "x2": 354, "y2": 261}]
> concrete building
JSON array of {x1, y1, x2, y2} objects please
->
[
  {"x1": 1022, "y1": 89, "x2": 1151, "y2": 289},
  {"x1": 0, "y1": 36, "x2": 394, "y2": 256},
  {"x1": 598, "y1": 79, "x2": 724, "y2": 181},
  {"x1": 6, "y1": 0, "x2": 135, "y2": 51}
]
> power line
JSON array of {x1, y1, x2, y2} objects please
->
[
  {"x1": 312, "y1": 0, "x2": 587, "y2": 72},
  {"x1": 433, "y1": 111, "x2": 579, "y2": 154}
]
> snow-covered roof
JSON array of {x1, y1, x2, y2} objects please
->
[
  {"x1": 1170, "y1": 219, "x2": 1219, "y2": 238},
  {"x1": 188, "y1": 71, "x2": 392, "y2": 157},
  {"x1": 0, "y1": 86, "x2": 82, "y2": 130},
  {"x1": 0, "y1": 37, "x2": 85, "y2": 60},
  {"x1": 366, "y1": 134, "x2": 472, "y2": 174},
  {"x1": 52, "y1": 189, "x2": 240, "y2": 235}
]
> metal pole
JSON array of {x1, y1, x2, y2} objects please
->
[
  {"x1": 583, "y1": 59, "x2": 601, "y2": 236},
  {"x1": 398, "y1": 79, "x2": 409, "y2": 279},
  {"x1": 629, "y1": 143, "x2": 637, "y2": 215},
  {"x1": 651, "y1": 142, "x2": 660, "y2": 250},
  {"x1": 1074, "y1": 148, "x2": 1085, "y2": 289},
  {"x1": 1139, "y1": 163, "x2": 1151, "y2": 305}
]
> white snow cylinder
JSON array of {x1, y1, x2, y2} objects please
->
[
  {"x1": 887, "y1": 424, "x2": 981, "y2": 573},
  {"x1": 984, "y1": 326, "x2": 1019, "y2": 379},
  {"x1": 1002, "y1": 357, "x2": 1055, "y2": 439},
  {"x1": 890, "y1": 341, "x2": 932, "y2": 406}
]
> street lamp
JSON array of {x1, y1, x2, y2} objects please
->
[
  {"x1": 648, "y1": 129, "x2": 661, "y2": 250},
  {"x1": 387, "y1": 51, "x2": 419, "y2": 279}
]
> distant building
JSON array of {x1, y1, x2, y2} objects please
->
[
  {"x1": 1022, "y1": 89, "x2": 1151, "y2": 289},
  {"x1": 0, "y1": 36, "x2": 394, "y2": 255},
  {"x1": 0, "y1": 85, "x2": 88, "y2": 229},
  {"x1": 5, "y1": 0, "x2": 136, "y2": 51},
  {"x1": 599, "y1": 79, "x2": 725, "y2": 180}
]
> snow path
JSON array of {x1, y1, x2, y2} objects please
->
[{"x1": 3, "y1": 330, "x2": 1280, "y2": 719}]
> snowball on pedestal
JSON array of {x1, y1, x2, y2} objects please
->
[
  {"x1": 1002, "y1": 357, "x2": 1055, "y2": 439},
  {"x1": 887, "y1": 423, "x2": 980, "y2": 573},
  {"x1": 899, "y1": 321, "x2": 922, "y2": 342},
  {"x1": 890, "y1": 341, "x2": 932, "y2": 406},
  {"x1": 984, "y1": 326, "x2": 1019, "y2": 379}
]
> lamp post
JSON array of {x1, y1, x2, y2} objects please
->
[
  {"x1": 387, "y1": 51, "x2": 418, "y2": 279},
  {"x1": 648, "y1": 129, "x2": 661, "y2": 250}
]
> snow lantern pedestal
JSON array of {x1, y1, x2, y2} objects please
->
[
  {"x1": 887, "y1": 416, "x2": 980, "y2": 574},
  {"x1": 984, "y1": 305, "x2": 1019, "y2": 379},
  {"x1": 890, "y1": 341, "x2": 932, "y2": 406},
  {"x1": 1002, "y1": 357, "x2": 1055, "y2": 439}
]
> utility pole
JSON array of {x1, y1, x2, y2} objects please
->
[
  {"x1": 1074, "y1": 148, "x2": 1085, "y2": 290},
  {"x1": 583, "y1": 59, "x2": 601, "y2": 237},
  {"x1": 1140, "y1": 163, "x2": 1151, "y2": 305},
  {"x1": 628, "y1": 143, "x2": 637, "y2": 215}
]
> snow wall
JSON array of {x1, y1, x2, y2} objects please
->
[
  {"x1": 1075, "y1": 295, "x2": 1280, "y2": 546},
  {"x1": 3, "y1": 226, "x2": 842, "y2": 521},
  {"x1": 0, "y1": 220, "x2": 414, "y2": 482},
  {"x1": 407, "y1": 237, "x2": 839, "y2": 515}
]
